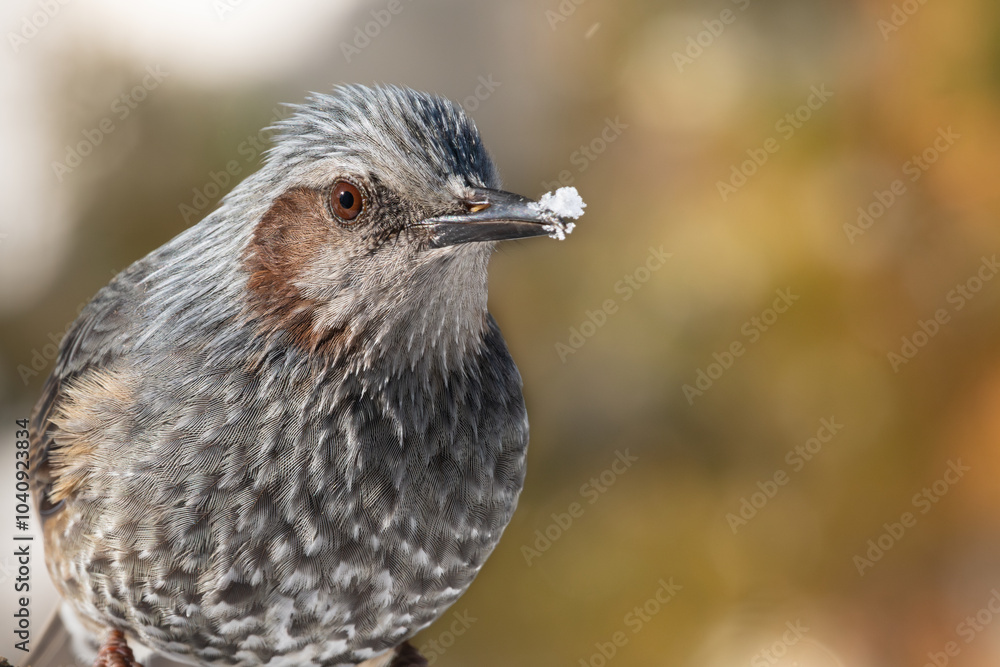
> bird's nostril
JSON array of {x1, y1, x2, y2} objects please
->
[{"x1": 465, "y1": 201, "x2": 491, "y2": 213}]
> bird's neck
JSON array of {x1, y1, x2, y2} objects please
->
[
  {"x1": 338, "y1": 266, "x2": 492, "y2": 378},
  {"x1": 245, "y1": 243, "x2": 494, "y2": 380}
]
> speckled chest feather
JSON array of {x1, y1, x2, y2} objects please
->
[{"x1": 41, "y1": 309, "x2": 527, "y2": 666}]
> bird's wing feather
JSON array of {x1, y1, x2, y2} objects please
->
[{"x1": 29, "y1": 257, "x2": 155, "y2": 517}]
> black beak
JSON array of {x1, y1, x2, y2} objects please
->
[{"x1": 422, "y1": 188, "x2": 561, "y2": 248}]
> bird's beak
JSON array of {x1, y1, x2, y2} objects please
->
[{"x1": 422, "y1": 188, "x2": 558, "y2": 248}]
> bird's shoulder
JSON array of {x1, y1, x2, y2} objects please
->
[{"x1": 29, "y1": 256, "x2": 158, "y2": 508}]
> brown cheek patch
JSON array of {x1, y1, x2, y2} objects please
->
[{"x1": 244, "y1": 187, "x2": 355, "y2": 354}]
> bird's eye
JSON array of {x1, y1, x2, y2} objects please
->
[{"x1": 331, "y1": 181, "x2": 363, "y2": 222}]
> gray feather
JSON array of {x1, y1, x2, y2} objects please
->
[{"x1": 30, "y1": 85, "x2": 530, "y2": 667}]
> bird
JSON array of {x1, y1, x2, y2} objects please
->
[{"x1": 29, "y1": 84, "x2": 582, "y2": 667}]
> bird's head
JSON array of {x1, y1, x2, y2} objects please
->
[{"x1": 228, "y1": 84, "x2": 574, "y2": 370}]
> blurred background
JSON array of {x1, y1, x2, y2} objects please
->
[{"x1": 2, "y1": 0, "x2": 1000, "y2": 665}]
